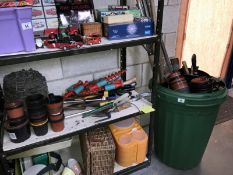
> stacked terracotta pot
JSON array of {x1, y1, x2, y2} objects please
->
[
  {"x1": 167, "y1": 71, "x2": 189, "y2": 93},
  {"x1": 190, "y1": 76, "x2": 212, "y2": 93},
  {"x1": 4, "y1": 101, "x2": 31, "y2": 143},
  {"x1": 26, "y1": 94, "x2": 48, "y2": 136},
  {"x1": 47, "y1": 94, "x2": 65, "y2": 132}
]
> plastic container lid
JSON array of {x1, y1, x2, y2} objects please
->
[{"x1": 112, "y1": 118, "x2": 135, "y2": 129}]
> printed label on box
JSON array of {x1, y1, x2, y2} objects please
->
[
  {"x1": 46, "y1": 18, "x2": 58, "y2": 28},
  {"x1": 32, "y1": 19, "x2": 47, "y2": 32},
  {"x1": 33, "y1": 0, "x2": 42, "y2": 7},
  {"x1": 145, "y1": 30, "x2": 151, "y2": 35},
  {"x1": 22, "y1": 22, "x2": 32, "y2": 30},
  {"x1": 42, "y1": 0, "x2": 55, "y2": 6},
  {"x1": 44, "y1": 6, "x2": 57, "y2": 18},
  {"x1": 8, "y1": 133, "x2": 17, "y2": 140},
  {"x1": 32, "y1": 6, "x2": 45, "y2": 19}
]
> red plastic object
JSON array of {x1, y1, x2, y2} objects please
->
[
  {"x1": 44, "y1": 40, "x2": 83, "y2": 50},
  {"x1": 85, "y1": 33, "x2": 101, "y2": 45},
  {"x1": 44, "y1": 28, "x2": 59, "y2": 38},
  {"x1": 0, "y1": 0, "x2": 33, "y2": 8}
]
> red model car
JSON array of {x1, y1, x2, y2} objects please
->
[
  {"x1": 65, "y1": 26, "x2": 79, "y2": 36},
  {"x1": 44, "y1": 40, "x2": 83, "y2": 50},
  {"x1": 85, "y1": 33, "x2": 101, "y2": 45}
]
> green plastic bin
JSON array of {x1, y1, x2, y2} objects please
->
[{"x1": 154, "y1": 85, "x2": 227, "y2": 170}]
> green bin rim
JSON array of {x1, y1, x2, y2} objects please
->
[{"x1": 157, "y1": 85, "x2": 227, "y2": 107}]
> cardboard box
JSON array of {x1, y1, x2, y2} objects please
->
[
  {"x1": 96, "y1": 8, "x2": 141, "y2": 22},
  {"x1": 81, "y1": 22, "x2": 102, "y2": 36},
  {"x1": 103, "y1": 14, "x2": 134, "y2": 24},
  {"x1": 104, "y1": 21, "x2": 154, "y2": 40}
]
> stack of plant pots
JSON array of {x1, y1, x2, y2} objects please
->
[
  {"x1": 26, "y1": 94, "x2": 48, "y2": 136},
  {"x1": 4, "y1": 100, "x2": 31, "y2": 143},
  {"x1": 47, "y1": 94, "x2": 65, "y2": 132},
  {"x1": 190, "y1": 76, "x2": 212, "y2": 93},
  {"x1": 167, "y1": 71, "x2": 189, "y2": 93}
]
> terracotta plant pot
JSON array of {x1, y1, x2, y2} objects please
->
[
  {"x1": 168, "y1": 71, "x2": 189, "y2": 92},
  {"x1": 5, "y1": 100, "x2": 24, "y2": 119},
  {"x1": 5, "y1": 119, "x2": 31, "y2": 143},
  {"x1": 47, "y1": 94, "x2": 63, "y2": 115},
  {"x1": 49, "y1": 113, "x2": 65, "y2": 132},
  {"x1": 31, "y1": 119, "x2": 48, "y2": 136},
  {"x1": 190, "y1": 76, "x2": 212, "y2": 93},
  {"x1": 167, "y1": 71, "x2": 181, "y2": 82}
]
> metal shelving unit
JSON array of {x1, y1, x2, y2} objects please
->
[{"x1": 0, "y1": 0, "x2": 164, "y2": 174}]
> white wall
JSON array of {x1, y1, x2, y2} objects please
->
[{"x1": 0, "y1": 0, "x2": 181, "y2": 95}]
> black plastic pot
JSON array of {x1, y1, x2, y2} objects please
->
[
  {"x1": 180, "y1": 68, "x2": 210, "y2": 83},
  {"x1": 47, "y1": 94, "x2": 63, "y2": 115},
  {"x1": 9, "y1": 116, "x2": 27, "y2": 127},
  {"x1": 5, "y1": 119, "x2": 31, "y2": 143},
  {"x1": 26, "y1": 94, "x2": 46, "y2": 108},
  {"x1": 27, "y1": 105, "x2": 47, "y2": 116},
  {"x1": 31, "y1": 119, "x2": 48, "y2": 136},
  {"x1": 29, "y1": 114, "x2": 48, "y2": 123}
]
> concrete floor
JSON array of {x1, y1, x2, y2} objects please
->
[{"x1": 132, "y1": 119, "x2": 233, "y2": 175}]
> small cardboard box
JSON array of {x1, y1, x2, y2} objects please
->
[
  {"x1": 104, "y1": 21, "x2": 154, "y2": 40},
  {"x1": 96, "y1": 8, "x2": 141, "y2": 22},
  {"x1": 81, "y1": 22, "x2": 102, "y2": 36},
  {"x1": 103, "y1": 14, "x2": 134, "y2": 24}
]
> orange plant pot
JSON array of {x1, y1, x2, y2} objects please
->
[
  {"x1": 5, "y1": 101, "x2": 24, "y2": 119},
  {"x1": 49, "y1": 113, "x2": 64, "y2": 132}
]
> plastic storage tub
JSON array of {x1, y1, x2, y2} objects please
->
[
  {"x1": 109, "y1": 118, "x2": 148, "y2": 167},
  {"x1": 154, "y1": 85, "x2": 227, "y2": 169},
  {"x1": 0, "y1": 7, "x2": 35, "y2": 54}
]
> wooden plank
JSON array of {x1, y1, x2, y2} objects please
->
[
  {"x1": 181, "y1": 0, "x2": 233, "y2": 77},
  {"x1": 175, "y1": 0, "x2": 190, "y2": 62},
  {"x1": 220, "y1": 21, "x2": 233, "y2": 79}
]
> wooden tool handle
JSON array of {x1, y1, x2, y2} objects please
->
[
  {"x1": 182, "y1": 61, "x2": 190, "y2": 75},
  {"x1": 123, "y1": 77, "x2": 137, "y2": 85}
]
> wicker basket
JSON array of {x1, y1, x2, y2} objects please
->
[
  {"x1": 81, "y1": 22, "x2": 102, "y2": 36},
  {"x1": 80, "y1": 127, "x2": 116, "y2": 175}
]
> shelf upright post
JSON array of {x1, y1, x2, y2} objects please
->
[
  {"x1": 1, "y1": 154, "x2": 12, "y2": 175},
  {"x1": 120, "y1": 0, "x2": 127, "y2": 81},
  {"x1": 148, "y1": 0, "x2": 164, "y2": 163},
  {"x1": 0, "y1": 112, "x2": 11, "y2": 175}
]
